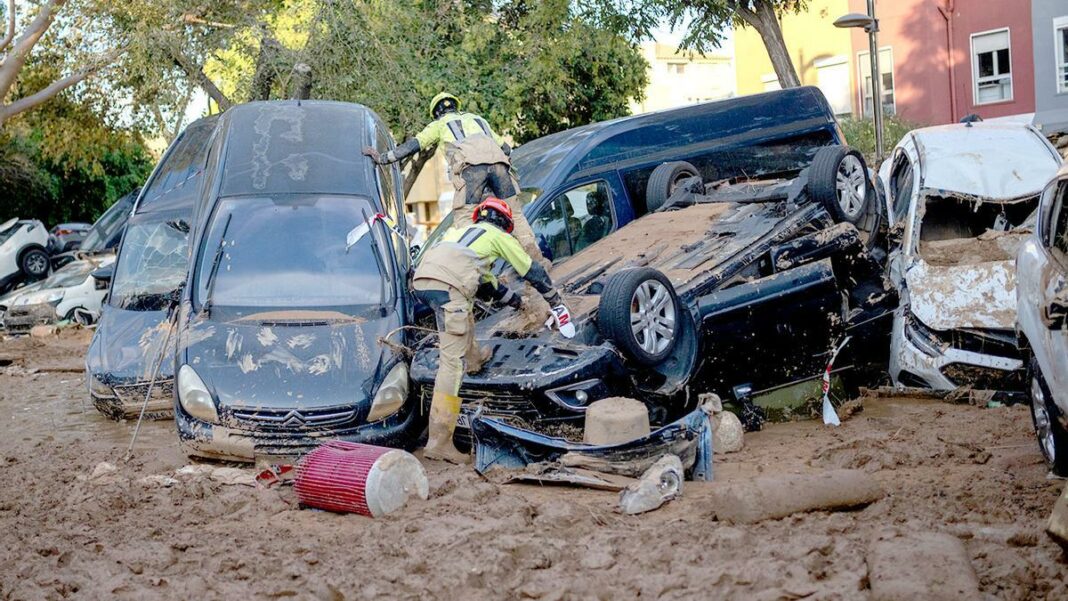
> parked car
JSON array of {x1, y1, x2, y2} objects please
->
[
  {"x1": 173, "y1": 101, "x2": 416, "y2": 463},
  {"x1": 51, "y1": 190, "x2": 137, "y2": 270},
  {"x1": 0, "y1": 218, "x2": 51, "y2": 294},
  {"x1": 1017, "y1": 162, "x2": 1068, "y2": 476},
  {"x1": 878, "y1": 122, "x2": 1063, "y2": 399},
  {"x1": 86, "y1": 117, "x2": 219, "y2": 421},
  {"x1": 412, "y1": 88, "x2": 892, "y2": 442},
  {"x1": 0, "y1": 253, "x2": 115, "y2": 333},
  {"x1": 48, "y1": 222, "x2": 91, "y2": 253}
]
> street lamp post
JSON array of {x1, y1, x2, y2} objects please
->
[{"x1": 835, "y1": 2, "x2": 884, "y2": 161}]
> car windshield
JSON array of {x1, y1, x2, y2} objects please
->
[
  {"x1": 0, "y1": 220, "x2": 24, "y2": 245},
  {"x1": 194, "y1": 195, "x2": 391, "y2": 311},
  {"x1": 81, "y1": 195, "x2": 134, "y2": 252},
  {"x1": 40, "y1": 262, "x2": 94, "y2": 289},
  {"x1": 110, "y1": 220, "x2": 189, "y2": 310},
  {"x1": 917, "y1": 194, "x2": 1040, "y2": 267}
]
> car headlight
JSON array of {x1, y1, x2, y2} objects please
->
[
  {"x1": 903, "y1": 314, "x2": 944, "y2": 357},
  {"x1": 47, "y1": 291, "x2": 63, "y2": 304},
  {"x1": 178, "y1": 364, "x2": 218, "y2": 422},
  {"x1": 367, "y1": 361, "x2": 409, "y2": 422},
  {"x1": 88, "y1": 374, "x2": 115, "y2": 398},
  {"x1": 545, "y1": 378, "x2": 607, "y2": 411}
]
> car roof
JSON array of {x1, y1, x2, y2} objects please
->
[
  {"x1": 135, "y1": 115, "x2": 221, "y2": 215},
  {"x1": 214, "y1": 100, "x2": 382, "y2": 199},
  {"x1": 910, "y1": 122, "x2": 1062, "y2": 199},
  {"x1": 511, "y1": 86, "x2": 838, "y2": 193}
]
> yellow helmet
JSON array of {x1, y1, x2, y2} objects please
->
[{"x1": 429, "y1": 92, "x2": 460, "y2": 119}]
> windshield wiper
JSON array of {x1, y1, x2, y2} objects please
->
[
  {"x1": 361, "y1": 210, "x2": 391, "y2": 307},
  {"x1": 202, "y1": 214, "x2": 232, "y2": 316}
]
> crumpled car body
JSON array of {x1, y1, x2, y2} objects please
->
[
  {"x1": 413, "y1": 161, "x2": 893, "y2": 442},
  {"x1": 86, "y1": 115, "x2": 220, "y2": 421},
  {"x1": 879, "y1": 122, "x2": 1063, "y2": 395},
  {"x1": 0, "y1": 218, "x2": 50, "y2": 294},
  {"x1": 0, "y1": 253, "x2": 114, "y2": 333},
  {"x1": 172, "y1": 101, "x2": 419, "y2": 463}
]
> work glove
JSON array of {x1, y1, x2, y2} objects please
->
[
  {"x1": 545, "y1": 303, "x2": 576, "y2": 339},
  {"x1": 362, "y1": 146, "x2": 383, "y2": 164}
]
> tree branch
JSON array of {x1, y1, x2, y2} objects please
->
[
  {"x1": 0, "y1": 0, "x2": 67, "y2": 99},
  {"x1": 167, "y1": 45, "x2": 232, "y2": 111},
  {"x1": 0, "y1": 0, "x2": 16, "y2": 54},
  {"x1": 402, "y1": 148, "x2": 434, "y2": 200},
  {"x1": 0, "y1": 47, "x2": 121, "y2": 122}
]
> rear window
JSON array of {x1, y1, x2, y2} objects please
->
[{"x1": 137, "y1": 118, "x2": 217, "y2": 213}]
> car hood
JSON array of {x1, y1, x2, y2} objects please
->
[
  {"x1": 0, "y1": 281, "x2": 44, "y2": 307},
  {"x1": 180, "y1": 308, "x2": 401, "y2": 411},
  {"x1": 905, "y1": 259, "x2": 1016, "y2": 330},
  {"x1": 88, "y1": 305, "x2": 176, "y2": 384}
]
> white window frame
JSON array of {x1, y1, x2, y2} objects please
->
[
  {"x1": 856, "y1": 46, "x2": 896, "y2": 119},
  {"x1": 1055, "y1": 16, "x2": 1068, "y2": 95},
  {"x1": 970, "y1": 27, "x2": 1014, "y2": 105},
  {"x1": 760, "y1": 73, "x2": 781, "y2": 92}
]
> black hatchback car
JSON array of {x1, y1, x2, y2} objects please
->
[{"x1": 173, "y1": 101, "x2": 417, "y2": 462}]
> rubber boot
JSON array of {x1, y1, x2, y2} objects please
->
[{"x1": 423, "y1": 392, "x2": 469, "y2": 464}]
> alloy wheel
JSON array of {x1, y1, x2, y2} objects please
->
[
  {"x1": 1032, "y1": 375, "x2": 1056, "y2": 464},
  {"x1": 26, "y1": 253, "x2": 48, "y2": 276},
  {"x1": 630, "y1": 280, "x2": 676, "y2": 355},
  {"x1": 835, "y1": 154, "x2": 868, "y2": 220}
]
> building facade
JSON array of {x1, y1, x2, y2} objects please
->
[
  {"x1": 1033, "y1": 0, "x2": 1068, "y2": 131},
  {"x1": 631, "y1": 42, "x2": 735, "y2": 113}
]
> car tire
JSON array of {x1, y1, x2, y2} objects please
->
[
  {"x1": 646, "y1": 161, "x2": 699, "y2": 213},
  {"x1": 18, "y1": 248, "x2": 49, "y2": 280},
  {"x1": 1029, "y1": 356, "x2": 1068, "y2": 477},
  {"x1": 808, "y1": 146, "x2": 876, "y2": 228},
  {"x1": 597, "y1": 268, "x2": 680, "y2": 366}
]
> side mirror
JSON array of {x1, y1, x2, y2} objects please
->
[
  {"x1": 90, "y1": 264, "x2": 114, "y2": 291},
  {"x1": 1045, "y1": 300, "x2": 1067, "y2": 330}
]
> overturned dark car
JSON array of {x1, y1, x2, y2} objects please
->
[
  {"x1": 87, "y1": 115, "x2": 219, "y2": 420},
  {"x1": 412, "y1": 88, "x2": 893, "y2": 441},
  {"x1": 173, "y1": 101, "x2": 418, "y2": 463}
]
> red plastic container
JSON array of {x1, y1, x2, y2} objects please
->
[{"x1": 295, "y1": 441, "x2": 428, "y2": 517}]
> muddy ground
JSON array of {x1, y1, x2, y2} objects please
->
[{"x1": 0, "y1": 330, "x2": 1065, "y2": 600}]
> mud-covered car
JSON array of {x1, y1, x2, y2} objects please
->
[
  {"x1": 879, "y1": 122, "x2": 1062, "y2": 398},
  {"x1": 174, "y1": 101, "x2": 417, "y2": 463},
  {"x1": 50, "y1": 189, "x2": 136, "y2": 271},
  {"x1": 86, "y1": 116, "x2": 219, "y2": 420},
  {"x1": 0, "y1": 218, "x2": 51, "y2": 294},
  {"x1": 0, "y1": 253, "x2": 114, "y2": 333},
  {"x1": 412, "y1": 142, "x2": 892, "y2": 439},
  {"x1": 1018, "y1": 162, "x2": 1068, "y2": 476}
]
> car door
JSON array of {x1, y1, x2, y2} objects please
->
[
  {"x1": 529, "y1": 180, "x2": 615, "y2": 262},
  {"x1": 1039, "y1": 177, "x2": 1068, "y2": 399},
  {"x1": 884, "y1": 144, "x2": 917, "y2": 286}
]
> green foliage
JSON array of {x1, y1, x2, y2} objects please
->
[
  {"x1": 306, "y1": 0, "x2": 648, "y2": 144},
  {"x1": 838, "y1": 114, "x2": 916, "y2": 165}
]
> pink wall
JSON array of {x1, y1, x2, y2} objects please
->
[{"x1": 847, "y1": 0, "x2": 1035, "y2": 126}]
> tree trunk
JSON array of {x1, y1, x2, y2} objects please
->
[
  {"x1": 289, "y1": 63, "x2": 313, "y2": 100},
  {"x1": 249, "y1": 34, "x2": 282, "y2": 101},
  {"x1": 402, "y1": 148, "x2": 434, "y2": 201},
  {"x1": 169, "y1": 47, "x2": 232, "y2": 111},
  {"x1": 737, "y1": 1, "x2": 801, "y2": 88}
]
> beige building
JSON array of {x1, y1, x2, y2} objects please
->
[{"x1": 631, "y1": 42, "x2": 736, "y2": 113}]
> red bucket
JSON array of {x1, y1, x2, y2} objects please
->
[{"x1": 295, "y1": 441, "x2": 429, "y2": 517}]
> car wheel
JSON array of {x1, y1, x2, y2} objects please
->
[
  {"x1": 19, "y1": 248, "x2": 49, "y2": 279},
  {"x1": 1029, "y1": 356, "x2": 1068, "y2": 477},
  {"x1": 646, "y1": 161, "x2": 699, "y2": 213},
  {"x1": 809, "y1": 146, "x2": 876, "y2": 227},
  {"x1": 597, "y1": 268, "x2": 680, "y2": 366}
]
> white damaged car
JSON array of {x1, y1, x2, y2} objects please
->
[
  {"x1": 1017, "y1": 163, "x2": 1068, "y2": 475},
  {"x1": 879, "y1": 122, "x2": 1063, "y2": 398},
  {"x1": 0, "y1": 253, "x2": 115, "y2": 333},
  {"x1": 0, "y1": 218, "x2": 50, "y2": 293}
]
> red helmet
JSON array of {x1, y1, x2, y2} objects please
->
[{"x1": 472, "y1": 197, "x2": 514, "y2": 233}]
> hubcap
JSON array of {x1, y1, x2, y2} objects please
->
[
  {"x1": 1032, "y1": 376, "x2": 1056, "y2": 464},
  {"x1": 629, "y1": 280, "x2": 676, "y2": 355},
  {"x1": 27, "y1": 253, "x2": 47, "y2": 275},
  {"x1": 835, "y1": 155, "x2": 867, "y2": 219}
]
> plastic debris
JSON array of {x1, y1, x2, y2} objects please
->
[
  {"x1": 821, "y1": 337, "x2": 852, "y2": 426},
  {"x1": 295, "y1": 441, "x2": 428, "y2": 517},
  {"x1": 618, "y1": 455, "x2": 683, "y2": 515}
]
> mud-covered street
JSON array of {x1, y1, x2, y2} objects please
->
[{"x1": 0, "y1": 331, "x2": 1063, "y2": 600}]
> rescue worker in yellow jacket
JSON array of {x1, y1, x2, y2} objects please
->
[
  {"x1": 413, "y1": 197, "x2": 572, "y2": 463},
  {"x1": 362, "y1": 92, "x2": 542, "y2": 260}
]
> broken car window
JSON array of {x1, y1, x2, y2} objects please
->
[
  {"x1": 110, "y1": 220, "x2": 190, "y2": 311},
  {"x1": 532, "y1": 181, "x2": 614, "y2": 262},
  {"x1": 917, "y1": 194, "x2": 1039, "y2": 267},
  {"x1": 1051, "y1": 182, "x2": 1068, "y2": 264},
  {"x1": 194, "y1": 195, "x2": 388, "y2": 310}
]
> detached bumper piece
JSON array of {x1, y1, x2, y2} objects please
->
[{"x1": 470, "y1": 406, "x2": 713, "y2": 482}]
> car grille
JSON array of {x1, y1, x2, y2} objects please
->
[
  {"x1": 113, "y1": 380, "x2": 174, "y2": 405},
  {"x1": 228, "y1": 406, "x2": 358, "y2": 432},
  {"x1": 2, "y1": 304, "x2": 55, "y2": 333},
  {"x1": 941, "y1": 363, "x2": 1026, "y2": 391},
  {"x1": 933, "y1": 327, "x2": 1020, "y2": 358}
]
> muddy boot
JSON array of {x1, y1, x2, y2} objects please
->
[
  {"x1": 423, "y1": 392, "x2": 469, "y2": 465},
  {"x1": 465, "y1": 345, "x2": 493, "y2": 375}
]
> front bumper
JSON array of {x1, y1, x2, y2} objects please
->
[
  {"x1": 2, "y1": 302, "x2": 58, "y2": 333},
  {"x1": 175, "y1": 400, "x2": 423, "y2": 463},
  {"x1": 890, "y1": 312, "x2": 1025, "y2": 394},
  {"x1": 90, "y1": 379, "x2": 175, "y2": 421}
]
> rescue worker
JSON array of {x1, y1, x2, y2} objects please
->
[
  {"x1": 362, "y1": 92, "x2": 542, "y2": 260},
  {"x1": 412, "y1": 197, "x2": 571, "y2": 463}
]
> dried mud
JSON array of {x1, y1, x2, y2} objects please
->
[{"x1": 1, "y1": 335, "x2": 1066, "y2": 600}]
